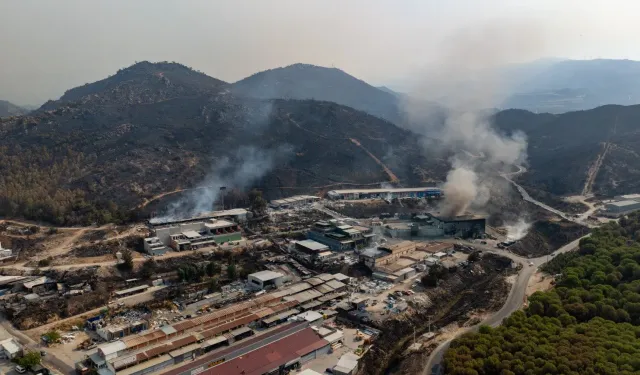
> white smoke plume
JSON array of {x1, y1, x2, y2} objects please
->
[
  {"x1": 403, "y1": 19, "x2": 548, "y2": 217},
  {"x1": 151, "y1": 145, "x2": 291, "y2": 223},
  {"x1": 505, "y1": 219, "x2": 532, "y2": 241}
]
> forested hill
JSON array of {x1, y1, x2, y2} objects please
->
[
  {"x1": 494, "y1": 104, "x2": 640, "y2": 197},
  {"x1": 0, "y1": 62, "x2": 447, "y2": 226},
  {"x1": 444, "y1": 213, "x2": 640, "y2": 375}
]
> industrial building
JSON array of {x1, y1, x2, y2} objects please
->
[
  {"x1": 87, "y1": 274, "x2": 350, "y2": 375},
  {"x1": 160, "y1": 322, "x2": 331, "y2": 375},
  {"x1": 359, "y1": 241, "x2": 453, "y2": 282},
  {"x1": 247, "y1": 270, "x2": 287, "y2": 290},
  {"x1": 613, "y1": 194, "x2": 640, "y2": 201},
  {"x1": 142, "y1": 237, "x2": 169, "y2": 256},
  {"x1": 97, "y1": 321, "x2": 149, "y2": 342},
  {"x1": 327, "y1": 187, "x2": 441, "y2": 201},
  {"x1": 149, "y1": 208, "x2": 248, "y2": 226},
  {"x1": 0, "y1": 338, "x2": 22, "y2": 359},
  {"x1": 270, "y1": 195, "x2": 320, "y2": 209},
  {"x1": 428, "y1": 213, "x2": 486, "y2": 238},
  {"x1": 152, "y1": 218, "x2": 242, "y2": 251},
  {"x1": 384, "y1": 213, "x2": 486, "y2": 239},
  {"x1": 605, "y1": 200, "x2": 640, "y2": 216},
  {"x1": 307, "y1": 220, "x2": 376, "y2": 251},
  {"x1": 296, "y1": 239, "x2": 330, "y2": 255}
]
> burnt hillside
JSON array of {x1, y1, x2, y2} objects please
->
[{"x1": 0, "y1": 62, "x2": 448, "y2": 225}]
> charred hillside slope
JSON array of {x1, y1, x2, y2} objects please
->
[{"x1": 0, "y1": 62, "x2": 448, "y2": 225}]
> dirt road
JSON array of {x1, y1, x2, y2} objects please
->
[{"x1": 582, "y1": 142, "x2": 611, "y2": 196}]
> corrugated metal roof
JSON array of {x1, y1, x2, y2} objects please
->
[
  {"x1": 270, "y1": 289, "x2": 290, "y2": 298},
  {"x1": 98, "y1": 340, "x2": 127, "y2": 355},
  {"x1": 230, "y1": 327, "x2": 253, "y2": 337},
  {"x1": 118, "y1": 354, "x2": 172, "y2": 375},
  {"x1": 169, "y1": 343, "x2": 201, "y2": 358},
  {"x1": 333, "y1": 273, "x2": 350, "y2": 281},
  {"x1": 325, "y1": 279, "x2": 346, "y2": 290},
  {"x1": 205, "y1": 327, "x2": 328, "y2": 375},
  {"x1": 200, "y1": 314, "x2": 257, "y2": 339},
  {"x1": 314, "y1": 284, "x2": 334, "y2": 294},
  {"x1": 316, "y1": 273, "x2": 335, "y2": 281},
  {"x1": 160, "y1": 325, "x2": 177, "y2": 335},
  {"x1": 261, "y1": 309, "x2": 300, "y2": 325},
  {"x1": 202, "y1": 336, "x2": 228, "y2": 348},
  {"x1": 171, "y1": 320, "x2": 195, "y2": 332},
  {"x1": 122, "y1": 329, "x2": 166, "y2": 348},
  {"x1": 253, "y1": 307, "x2": 275, "y2": 318},
  {"x1": 286, "y1": 282, "x2": 312, "y2": 294},
  {"x1": 112, "y1": 354, "x2": 137, "y2": 370},
  {"x1": 171, "y1": 335, "x2": 198, "y2": 348},
  {"x1": 305, "y1": 277, "x2": 324, "y2": 286},
  {"x1": 301, "y1": 300, "x2": 322, "y2": 310},
  {"x1": 142, "y1": 342, "x2": 172, "y2": 358},
  {"x1": 248, "y1": 270, "x2": 285, "y2": 282}
]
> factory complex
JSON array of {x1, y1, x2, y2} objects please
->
[
  {"x1": 604, "y1": 194, "x2": 640, "y2": 217},
  {"x1": 88, "y1": 272, "x2": 351, "y2": 375},
  {"x1": 360, "y1": 241, "x2": 454, "y2": 283},
  {"x1": 142, "y1": 209, "x2": 250, "y2": 255},
  {"x1": 270, "y1": 195, "x2": 321, "y2": 209},
  {"x1": 327, "y1": 187, "x2": 441, "y2": 201},
  {"x1": 307, "y1": 220, "x2": 377, "y2": 251},
  {"x1": 384, "y1": 213, "x2": 486, "y2": 239}
]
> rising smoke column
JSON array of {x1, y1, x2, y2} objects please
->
[
  {"x1": 152, "y1": 144, "x2": 292, "y2": 223},
  {"x1": 402, "y1": 19, "x2": 548, "y2": 217}
]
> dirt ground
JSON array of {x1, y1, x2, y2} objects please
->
[{"x1": 526, "y1": 271, "x2": 554, "y2": 296}]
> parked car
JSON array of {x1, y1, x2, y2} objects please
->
[{"x1": 15, "y1": 365, "x2": 26, "y2": 374}]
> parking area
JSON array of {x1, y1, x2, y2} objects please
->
[{"x1": 0, "y1": 359, "x2": 22, "y2": 375}]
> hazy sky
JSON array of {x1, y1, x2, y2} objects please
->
[{"x1": 2, "y1": 0, "x2": 640, "y2": 105}]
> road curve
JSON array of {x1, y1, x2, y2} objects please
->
[{"x1": 423, "y1": 235, "x2": 589, "y2": 374}]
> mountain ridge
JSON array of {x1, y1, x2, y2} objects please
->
[
  {"x1": 231, "y1": 63, "x2": 402, "y2": 123},
  {"x1": 0, "y1": 100, "x2": 28, "y2": 118},
  {"x1": 0, "y1": 61, "x2": 446, "y2": 225}
]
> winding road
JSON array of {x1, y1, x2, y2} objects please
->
[
  {"x1": 422, "y1": 165, "x2": 593, "y2": 374},
  {"x1": 422, "y1": 235, "x2": 588, "y2": 374}
]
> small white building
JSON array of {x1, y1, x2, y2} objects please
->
[
  {"x1": 247, "y1": 270, "x2": 286, "y2": 290},
  {"x1": 0, "y1": 242, "x2": 12, "y2": 258},
  {"x1": 333, "y1": 352, "x2": 360, "y2": 375},
  {"x1": 294, "y1": 310, "x2": 324, "y2": 326},
  {"x1": 143, "y1": 237, "x2": 169, "y2": 256},
  {"x1": 0, "y1": 338, "x2": 22, "y2": 359},
  {"x1": 605, "y1": 200, "x2": 640, "y2": 216}
]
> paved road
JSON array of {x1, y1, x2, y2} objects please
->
[
  {"x1": 0, "y1": 315, "x2": 75, "y2": 375},
  {"x1": 423, "y1": 235, "x2": 589, "y2": 374}
]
